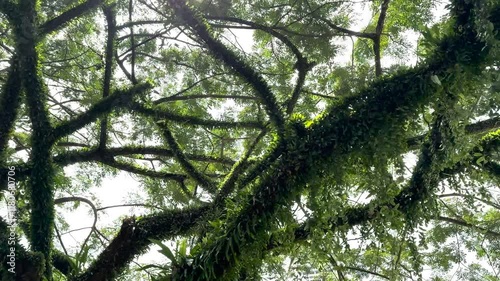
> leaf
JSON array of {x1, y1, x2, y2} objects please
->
[
  {"x1": 431, "y1": 75, "x2": 442, "y2": 86},
  {"x1": 76, "y1": 245, "x2": 90, "y2": 270},
  {"x1": 149, "y1": 238, "x2": 177, "y2": 265},
  {"x1": 178, "y1": 239, "x2": 187, "y2": 258},
  {"x1": 475, "y1": 156, "x2": 486, "y2": 165}
]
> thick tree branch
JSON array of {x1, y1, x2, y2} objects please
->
[
  {"x1": 15, "y1": 1, "x2": 55, "y2": 276},
  {"x1": 0, "y1": 56, "x2": 21, "y2": 161},
  {"x1": 0, "y1": 217, "x2": 46, "y2": 280},
  {"x1": 167, "y1": 0, "x2": 286, "y2": 137},
  {"x1": 158, "y1": 123, "x2": 217, "y2": 194},
  {"x1": 98, "y1": 5, "x2": 117, "y2": 150},
  {"x1": 38, "y1": 0, "x2": 105, "y2": 36},
  {"x1": 171, "y1": 3, "x2": 500, "y2": 278},
  {"x1": 72, "y1": 205, "x2": 211, "y2": 281},
  {"x1": 130, "y1": 102, "x2": 265, "y2": 129},
  {"x1": 52, "y1": 83, "x2": 152, "y2": 141},
  {"x1": 276, "y1": 120, "x2": 499, "y2": 253},
  {"x1": 63, "y1": 146, "x2": 236, "y2": 165},
  {"x1": 128, "y1": 0, "x2": 136, "y2": 82},
  {"x1": 283, "y1": 99, "x2": 455, "y2": 249},
  {"x1": 56, "y1": 141, "x2": 91, "y2": 148},
  {"x1": 0, "y1": 146, "x2": 237, "y2": 188}
]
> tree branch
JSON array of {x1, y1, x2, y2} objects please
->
[
  {"x1": 155, "y1": 94, "x2": 257, "y2": 103},
  {"x1": 205, "y1": 16, "x2": 305, "y2": 62},
  {"x1": 215, "y1": 129, "x2": 268, "y2": 205},
  {"x1": 439, "y1": 193, "x2": 500, "y2": 210},
  {"x1": 52, "y1": 83, "x2": 152, "y2": 141},
  {"x1": 171, "y1": 3, "x2": 500, "y2": 277},
  {"x1": 437, "y1": 215, "x2": 500, "y2": 239},
  {"x1": 0, "y1": 146, "x2": 237, "y2": 189},
  {"x1": 72, "y1": 205, "x2": 211, "y2": 281},
  {"x1": 130, "y1": 102, "x2": 265, "y2": 129},
  {"x1": 15, "y1": 1, "x2": 55, "y2": 275},
  {"x1": 157, "y1": 123, "x2": 217, "y2": 194},
  {"x1": 0, "y1": 217, "x2": 46, "y2": 280},
  {"x1": 319, "y1": 17, "x2": 376, "y2": 39},
  {"x1": 167, "y1": 0, "x2": 286, "y2": 137},
  {"x1": 128, "y1": 0, "x2": 136, "y2": 82},
  {"x1": 55, "y1": 196, "x2": 98, "y2": 267},
  {"x1": 38, "y1": 0, "x2": 105, "y2": 36},
  {"x1": 96, "y1": 156, "x2": 189, "y2": 182},
  {"x1": 373, "y1": 0, "x2": 391, "y2": 76},
  {"x1": 406, "y1": 117, "x2": 500, "y2": 149},
  {"x1": 0, "y1": 56, "x2": 22, "y2": 161},
  {"x1": 98, "y1": 5, "x2": 117, "y2": 150},
  {"x1": 341, "y1": 265, "x2": 390, "y2": 280}
]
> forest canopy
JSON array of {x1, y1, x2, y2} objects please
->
[{"x1": 0, "y1": 0, "x2": 499, "y2": 280}]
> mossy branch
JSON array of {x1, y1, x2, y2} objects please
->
[
  {"x1": 14, "y1": 1, "x2": 55, "y2": 277},
  {"x1": 130, "y1": 102, "x2": 265, "y2": 129},
  {"x1": 215, "y1": 129, "x2": 268, "y2": 205},
  {"x1": 72, "y1": 205, "x2": 211, "y2": 281},
  {"x1": 207, "y1": 14, "x2": 317, "y2": 110},
  {"x1": 99, "y1": 157, "x2": 189, "y2": 182},
  {"x1": 166, "y1": 0, "x2": 286, "y2": 137},
  {"x1": 158, "y1": 123, "x2": 217, "y2": 194},
  {"x1": 98, "y1": 5, "x2": 117, "y2": 150},
  {"x1": 273, "y1": 130, "x2": 500, "y2": 251},
  {"x1": 0, "y1": 146, "x2": 237, "y2": 188},
  {"x1": 0, "y1": 56, "x2": 22, "y2": 161},
  {"x1": 1, "y1": 219, "x2": 46, "y2": 281},
  {"x1": 171, "y1": 2, "x2": 499, "y2": 278},
  {"x1": 407, "y1": 116, "x2": 500, "y2": 149},
  {"x1": 38, "y1": 0, "x2": 105, "y2": 36},
  {"x1": 52, "y1": 83, "x2": 152, "y2": 141},
  {"x1": 0, "y1": 1, "x2": 19, "y2": 24}
]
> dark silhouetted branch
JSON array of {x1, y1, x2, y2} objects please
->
[{"x1": 39, "y1": 0, "x2": 105, "y2": 36}]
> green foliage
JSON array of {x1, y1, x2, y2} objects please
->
[{"x1": 0, "y1": 0, "x2": 499, "y2": 280}]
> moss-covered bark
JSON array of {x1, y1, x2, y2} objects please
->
[
  {"x1": 12, "y1": 1, "x2": 56, "y2": 279},
  {"x1": 72, "y1": 205, "x2": 211, "y2": 281},
  {"x1": 167, "y1": 1, "x2": 500, "y2": 279},
  {"x1": 0, "y1": 56, "x2": 22, "y2": 164}
]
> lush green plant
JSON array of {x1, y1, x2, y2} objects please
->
[{"x1": 0, "y1": 0, "x2": 499, "y2": 280}]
